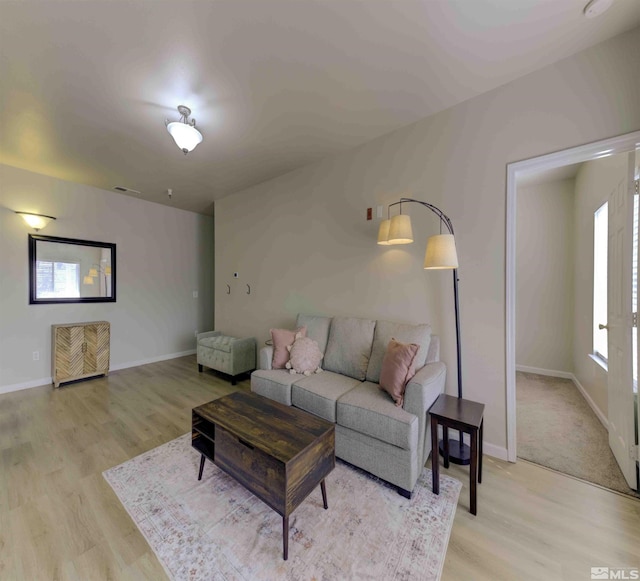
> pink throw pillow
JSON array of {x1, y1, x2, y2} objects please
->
[
  {"x1": 270, "y1": 326, "x2": 307, "y2": 369},
  {"x1": 379, "y1": 338, "x2": 419, "y2": 407}
]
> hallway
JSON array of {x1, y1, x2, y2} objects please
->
[{"x1": 516, "y1": 371, "x2": 638, "y2": 498}]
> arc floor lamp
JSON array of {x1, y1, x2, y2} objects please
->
[{"x1": 378, "y1": 197, "x2": 470, "y2": 465}]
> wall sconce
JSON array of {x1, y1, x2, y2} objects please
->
[
  {"x1": 166, "y1": 105, "x2": 203, "y2": 154},
  {"x1": 16, "y1": 212, "x2": 56, "y2": 232}
]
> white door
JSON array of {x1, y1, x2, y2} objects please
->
[
  {"x1": 607, "y1": 151, "x2": 637, "y2": 489},
  {"x1": 634, "y1": 170, "x2": 640, "y2": 489}
]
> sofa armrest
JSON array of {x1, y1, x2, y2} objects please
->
[
  {"x1": 197, "y1": 330, "x2": 222, "y2": 341},
  {"x1": 403, "y1": 361, "x2": 446, "y2": 466},
  {"x1": 259, "y1": 346, "x2": 274, "y2": 370}
]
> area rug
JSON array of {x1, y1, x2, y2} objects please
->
[
  {"x1": 517, "y1": 372, "x2": 640, "y2": 499},
  {"x1": 103, "y1": 434, "x2": 461, "y2": 581}
]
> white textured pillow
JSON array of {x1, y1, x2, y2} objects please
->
[{"x1": 286, "y1": 335, "x2": 323, "y2": 376}]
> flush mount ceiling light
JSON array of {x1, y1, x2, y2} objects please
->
[
  {"x1": 165, "y1": 105, "x2": 203, "y2": 155},
  {"x1": 583, "y1": 0, "x2": 614, "y2": 18},
  {"x1": 16, "y1": 211, "x2": 56, "y2": 231}
]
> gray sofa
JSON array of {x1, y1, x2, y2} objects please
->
[{"x1": 251, "y1": 314, "x2": 446, "y2": 498}]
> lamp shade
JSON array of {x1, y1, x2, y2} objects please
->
[
  {"x1": 166, "y1": 122, "x2": 203, "y2": 153},
  {"x1": 388, "y1": 214, "x2": 414, "y2": 245},
  {"x1": 83, "y1": 276, "x2": 94, "y2": 285},
  {"x1": 424, "y1": 234, "x2": 459, "y2": 269},
  {"x1": 377, "y1": 219, "x2": 391, "y2": 245},
  {"x1": 16, "y1": 212, "x2": 56, "y2": 231}
]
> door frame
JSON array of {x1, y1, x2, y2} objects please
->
[{"x1": 505, "y1": 130, "x2": 640, "y2": 462}]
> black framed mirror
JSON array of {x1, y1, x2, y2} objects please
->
[{"x1": 29, "y1": 234, "x2": 117, "y2": 304}]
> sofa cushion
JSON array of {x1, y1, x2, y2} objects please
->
[
  {"x1": 291, "y1": 371, "x2": 360, "y2": 422},
  {"x1": 198, "y1": 335, "x2": 236, "y2": 353},
  {"x1": 323, "y1": 316, "x2": 376, "y2": 380},
  {"x1": 251, "y1": 369, "x2": 303, "y2": 406},
  {"x1": 366, "y1": 320, "x2": 431, "y2": 383},
  {"x1": 336, "y1": 382, "x2": 418, "y2": 450},
  {"x1": 296, "y1": 314, "x2": 332, "y2": 354}
]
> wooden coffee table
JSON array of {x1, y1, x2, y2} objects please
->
[{"x1": 192, "y1": 391, "x2": 335, "y2": 560}]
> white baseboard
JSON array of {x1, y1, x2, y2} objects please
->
[
  {"x1": 438, "y1": 429, "x2": 509, "y2": 462},
  {"x1": 110, "y1": 349, "x2": 196, "y2": 372},
  {"x1": 516, "y1": 364, "x2": 573, "y2": 379},
  {"x1": 483, "y1": 442, "x2": 509, "y2": 461},
  {"x1": 0, "y1": 376, "x2": 53, "y2": 395},
  {"x1": 0, "y1": 349, "x2": 196, "y2": 396},
  {"x1": 569, "y1": 374, "x2": 609, "y2": 430},
  {"x1": 516, "y1": 364, "x2": 609, "y2": 431}
]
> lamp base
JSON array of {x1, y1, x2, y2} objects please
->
[{"x1": 439, "y1": 438, "x2": 471, "y2": 466}]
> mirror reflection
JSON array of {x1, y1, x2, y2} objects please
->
[{"x1": 29, "y1": 235, "x2": 116, "y2": 304}]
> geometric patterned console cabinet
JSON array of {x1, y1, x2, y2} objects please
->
[{"x1": 52, "y1": 321, "x2": 110, "y2": 388}]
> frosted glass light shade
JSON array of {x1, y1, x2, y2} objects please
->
[
  {"x1": 388, "y1": 214, "x2": 414, "y2": 245},
  {"x1": 88, "y1": 268, "x2": 98, "y2": 277},
  {"x1": 16, "y1": 212, "x2": 55, "y2": 231},
  {"x1": 167, "y1": 122, "x2": 203, "y2": 153},
  {"x1": 424, "y1": 234, "x2": 459, "y2": 269},
  {"x1": 377, "y1": 219, "x2": 391, "y2": 245},
  {"x1": 83, "y1": 276, "x2": 94, "y2": 285}
]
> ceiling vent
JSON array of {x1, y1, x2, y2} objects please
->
[{"x1": 113, "y1": 186, "x2": 141, "y2": 194}]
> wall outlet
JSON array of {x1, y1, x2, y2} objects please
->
[
  {"x1": 377, "y1": 205, "x2": 384, "y2": 219},
  {"x1": 33, "y1": 351, "x2": 39, "y2": 361},
  {"x1": 192, "y1": 291, "x2": 198, "y2": 298}
]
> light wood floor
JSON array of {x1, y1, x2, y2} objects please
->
[{"x1": 1, "y1": 356, "x2": 638, "y2": 580}]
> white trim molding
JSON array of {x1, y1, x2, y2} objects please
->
[
  {"x1": 437, "y1": 430, "x2": 509, "y2": 462},
  {"x1": 515, "y1": 365, "x2": 609, "y2": 430},
  {"x1": 0, "y1": 349, "x2": 196, "y2": 396},
  {"x1": 0, "y1": 376, "x2": 53, "y2": 395},
  {"x1": 515, "y1": 365, "x2": 573, "y2": 379},
  {"x1": 571, "y1": 374, "x2": 609, "y2": 430},
  {"x1": 506, "y1": 129, "x2": 640, "y2": 463},
  {"x1": 109, "y1": 349, "x2": 196, "y2": 372}
]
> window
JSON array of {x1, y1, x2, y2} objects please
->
[
  {"x1": 593, "y1": 202, "x2": 608, "y2": 362},
  {"x1": 35, "y1": 260, "x2": 80, "y2": 299}
]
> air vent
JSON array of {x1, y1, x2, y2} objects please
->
[{"x1": 113, "y1": 186, "x2": 141, "y2": 194}]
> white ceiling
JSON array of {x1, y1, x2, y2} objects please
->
[{"x1": 1, "y1": 0, "x2": 639, "y2": 214}]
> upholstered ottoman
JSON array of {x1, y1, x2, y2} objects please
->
[{"x1": 197, "y1": 331, "x2": 257, "y2": 385}]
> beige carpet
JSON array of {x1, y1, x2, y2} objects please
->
[
  {"x1": 104, "y1": 434, "x2": 461, "y2": 581},
  {"x1": 517, "y1": 371, "x2": 639, "y2": 498}
]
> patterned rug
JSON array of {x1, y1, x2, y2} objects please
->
[{"x1": 103, "y1": 434, "x2": 461, "y2": 581}]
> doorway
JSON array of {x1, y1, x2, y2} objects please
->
[{"x1": 506, "y1": 130, "x2": 640, "y2": 493}]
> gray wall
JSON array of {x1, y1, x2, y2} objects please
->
[
  {"x1": 214, "y1": 27, "x2": 640, "y2": 457},
  {"x1": 516, "y1": 179, "x2": 575, "y2": 373},
  {"x1": 0, "y1": 165, "x2": 214, "y2": 392}
]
